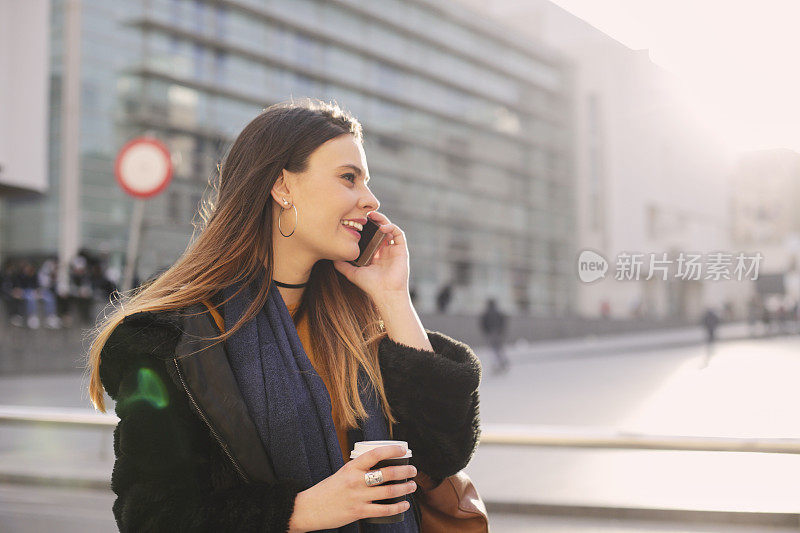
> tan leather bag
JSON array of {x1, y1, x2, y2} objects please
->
[{"x1": 411, "y1": 459, "x2": 489, "y2": 532}]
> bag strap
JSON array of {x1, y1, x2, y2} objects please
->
[{"x1": 201, "y1": 299, "x2": 225, "y2": 333}]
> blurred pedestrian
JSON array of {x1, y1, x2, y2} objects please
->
[
  {"x1": 93, "y1": 262, "x2": 118, "y2": 301},
  {"x1": 69, "y1": 255, "x2": 95, "y2": 326},
  {"x1": 18, "y1": 261, "x2": 42, "y2": 329},
  {"x1": 746, "y1": 296, "x2": 761, "y2": 337},
  {"x1": 1, "y1": 260, "x2": 23, "y2": 325},
  {"x1": 699, "y1": 307, "x2": 720, "y2": 369},
  {"x1": 777, "y1": 300, "x2": 793, "y2": 333},
  {"x1": 480, "y1": 297, "x2": 509, "y2": 374},
  {"x1": 701, "y1": 307, "x2": 720, "y2": 345},
  {"x1": 600, "y1": 299, "x2": 611, "y2": 319},
  {"x1": 435, "y1": 283, "x2": 452, "y2": 313},
  {"x1": 723, "y1": 300, "x2": 735, "y2": 321},
  {"x1": 37, "y1": 258, "x2": 61, "y2": 328},
  {"x1": 793, "y1": 301, "x2": 800, "y2": 334},
  {"x1": 761, "y1": 304, "x2": 772, "y2": 335}
]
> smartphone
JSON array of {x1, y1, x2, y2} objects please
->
[{"x1": 347, "y1": 218, "x2": 387, "y2": 267}]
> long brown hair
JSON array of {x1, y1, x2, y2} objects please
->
[{"x1": 86, "y1": 98, "x2": 397, "y2": 435}]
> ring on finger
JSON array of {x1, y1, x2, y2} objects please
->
[{"x1": 364, "y1": 470, "x2": 384, "y2": 487}]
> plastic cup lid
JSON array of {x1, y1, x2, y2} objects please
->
[{"x1": 350, "y1": 440, "x2": 412, "y2": 459}]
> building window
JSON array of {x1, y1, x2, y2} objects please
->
[
  {"x1": 513, "y1": 267, "x2": 531, "y2": 313},
  {"x1": 293, "y1": 73, "x2": 316, "y2": 97},
  {"x1": 454, "y1": 260, "x2": 472, "y2": 286},
  {"x1": 375, "y1": 64, "x2": 400, "y2": 95},
  {"x1": 214, "y1": 5, "x2": 227, "y2": 39},
  {"x1": 376, "y1": 134, "x2": 405, "y2": 153},
  {"x1": 168, "y1": 190, "x2": 181, "y2": 223},
  {"x1": 449, "y1": 237, "x2": 472, "y2": 286},
  {"x1": 191, "y1": 193, "x2": 203, "y2": 219},
  {"x1": 193, "y1": 0, "x2": 205, "y2": 32},
  {"x1": 372, "y1": 100, "x2": 402, "y2": 130},
  {"x1": 169, "y1": 0, "x2": 181, "y2": 24},
  {"x1": 588, "y1": 92, "x2": 604, "y2": 231},
  {"x1": 213, "y1": 51, "x2": 226, "y2": 83},
  {"x1": 548, "y1": 240, "x2": 560, "y2": 271},
  {"x1": 193, "y1": 137, "x2": 206, "y2": 179},
  {"x1": 445, "y1": 136, "x2": 469, "y2": 180},
  {"x1": 292, "y1": 33, "x2": 316, "y2": 68},
  {"x1": 647, "y1": 204, "x2": 658, "y2": 239},
  {"x1": 192, "y1": 43, "x2": 204, "y2": 80},
  {"x1": 170, "y1": 134, "x2": 196, "y2": 180}
]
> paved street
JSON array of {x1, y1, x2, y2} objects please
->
[
  {"x1": 1, "y1": 327, "x2": 799, "y2": 531},
  {"x1": 469, "y1": 330, "x2": 800, "y2": 520},
  {"x1": 0, "y1": 484, "x2": 115, "y2": 533}
]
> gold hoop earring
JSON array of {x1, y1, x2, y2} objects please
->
[{"x1": 279, "y1": 198, "x2": 298, "y2": 237}]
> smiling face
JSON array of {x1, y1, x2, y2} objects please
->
[{"x1": 270, "y1": 133, "x2": 379, "y2": 263}]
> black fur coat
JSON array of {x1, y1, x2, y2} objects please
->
[{"x1": 99, "y1": 307, "x2": 482, "y2": 532}]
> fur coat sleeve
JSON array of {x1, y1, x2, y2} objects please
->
[
  {"x1": 377, "y1": 330, "x2": 482, "y2": 488},
  {"x1": 98, "y1": 311, "x2": 304, "y2": 533}
]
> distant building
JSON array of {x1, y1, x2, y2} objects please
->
[
  {"x1": 456, "y1": 0, "x2": 739, "y2": 320},
  {"x1": 0, "y1": 0, "x2": 576, "y2": 315},
  {"x1": 731, "y1": 149, "x2": 800, "y2": 254},
  {"x1": 730, "y1": 148, "x2": 800, "y2": 304}
]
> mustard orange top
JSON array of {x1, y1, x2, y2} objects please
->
[
  {"x1": 290, "y1": 304, "x2": 368, "y2": 532},
  {"x1": 286, "y1": 302, "x2": 353, "y2": 465}
]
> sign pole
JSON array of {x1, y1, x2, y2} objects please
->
[{"x1": 121, "y1": 199, "x2": 146, "y2": 293}]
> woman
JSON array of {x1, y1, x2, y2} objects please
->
[{"x1": 86, "y1": 99, "x2": 482, "y2": 532}]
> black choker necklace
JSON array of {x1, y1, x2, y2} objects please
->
[{"x1": 274, "y1": 280, "x2": 308, "y2": 288}]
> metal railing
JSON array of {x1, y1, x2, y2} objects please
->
[
  {"x1": 0, "y1": 406, "x2": 117, "y2": 428},
  {"x1": 2, "y1": 405, "x2": 799, "y2": 454},
  {"x1": 3, "y1": 405, "x2": 800, "y2": 527},
  {"x1": 477, "y1": 422, "x2": 800, "y2": 454}
]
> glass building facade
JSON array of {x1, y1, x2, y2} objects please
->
[{"x1": 1, "y1": 0, "x2": 575, "y2": 316}]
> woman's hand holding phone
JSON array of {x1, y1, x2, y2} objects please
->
[{"x1": 333, "y1": 211, "x2": 410, "y2": 303}]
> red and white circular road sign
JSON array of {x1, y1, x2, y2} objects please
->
[{"x1": 114, "y1": 137, "x2": 173, "y2": 198}]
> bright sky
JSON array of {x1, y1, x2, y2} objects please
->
[{"x1": 548, "y1": 0, "x2": 800, "y2": 155}]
